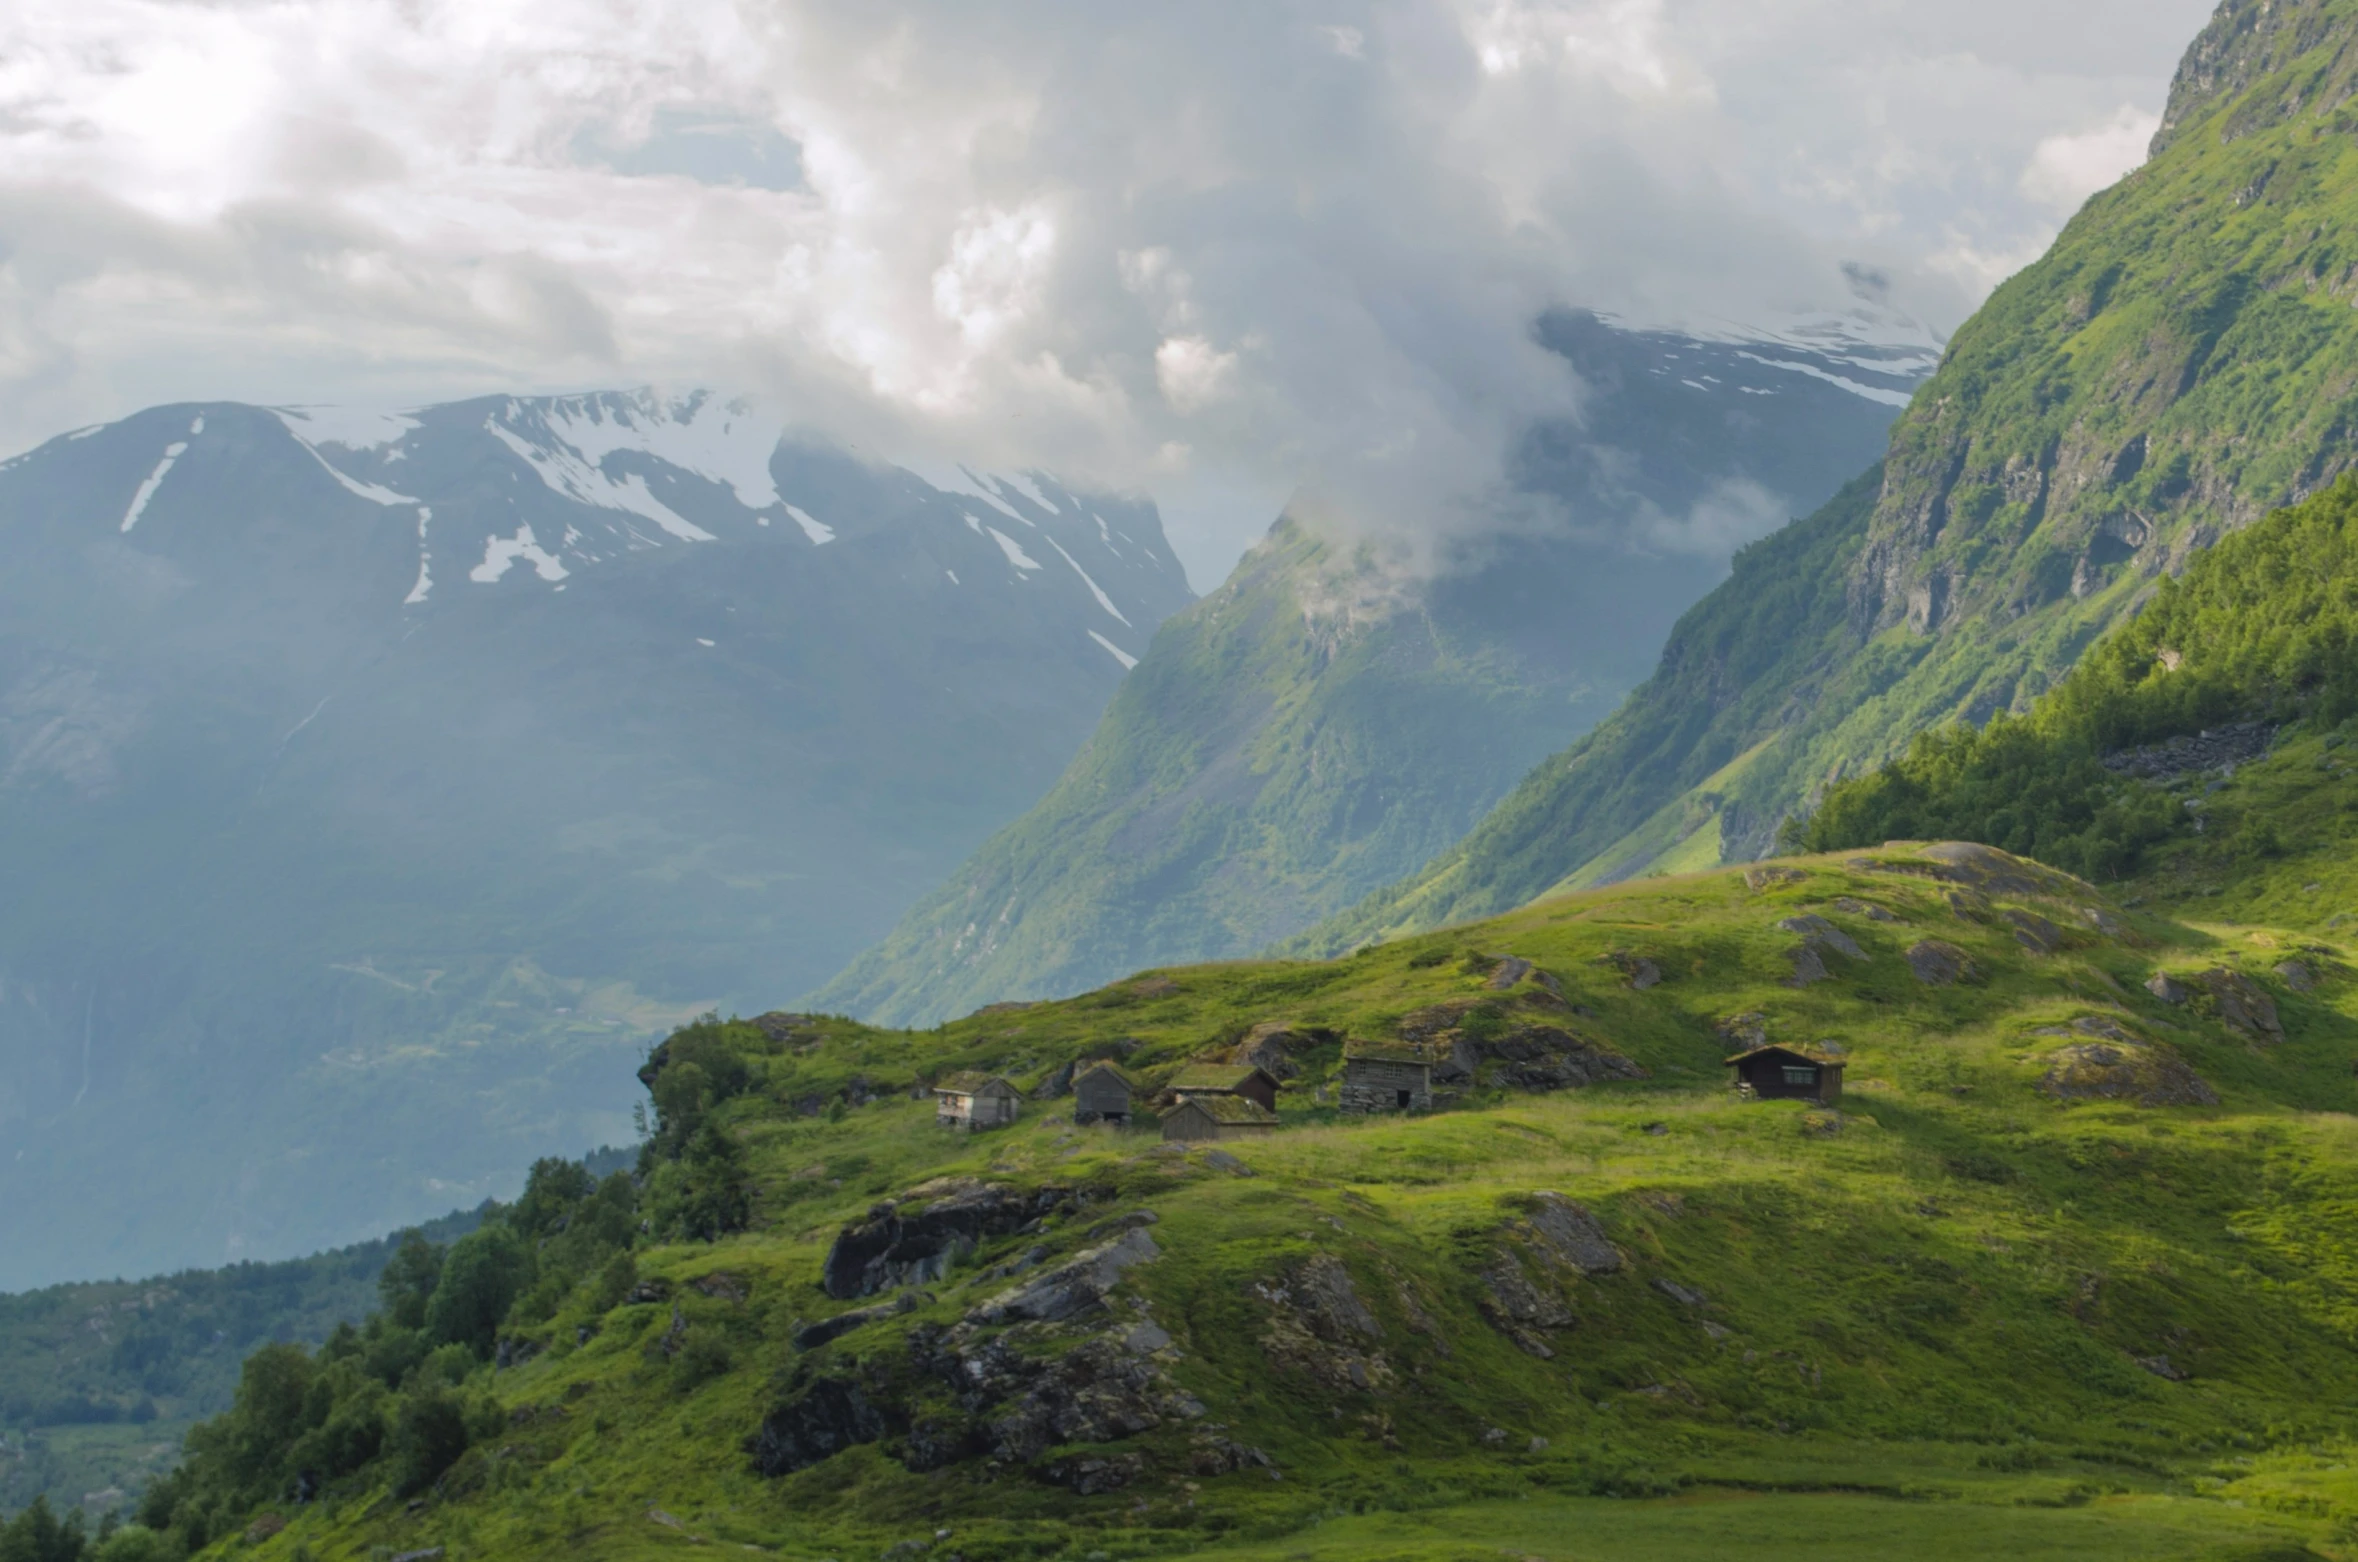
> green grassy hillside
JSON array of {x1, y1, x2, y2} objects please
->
[
  {"x1": 1297, "y1": 0, "x2": 2358, "y2": 955},
  {"x1": 61, "y1": 835, "x2": 2358, "y2": 1560}
]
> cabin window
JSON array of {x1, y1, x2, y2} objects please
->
[{"x1": 1781, "y1": 1066, "x2": 1817, "y2": 1086}]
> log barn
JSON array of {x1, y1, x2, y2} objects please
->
[
  {"x1": 1724, "y1": 1045, "x2": 1844, "y2": 1106},
  {"x1": 934, "y1": 1071, "x2": 1022, "y2": 1129}
]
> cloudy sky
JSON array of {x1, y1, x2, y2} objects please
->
[{"x1": 0, "y1": 0, "x2": 2216, "y2": 582}]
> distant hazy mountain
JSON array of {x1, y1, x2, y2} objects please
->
[
  {"x1": 0, "y1": 391, "x2": 1192, "y2": 1290},
  {"x1": 813, "y1": 310, "x2": 1936, "y2": 1026}
]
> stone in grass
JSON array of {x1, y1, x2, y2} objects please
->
[
  {"x1": 2004, "y1": 910, "x2": 2067, "y2": 955},
  {"x1": 2135, "y1": 1353, "x2": 2190, "y2": 1381},
  {"x1": 2151, "y1": 968, "x2": 2285, "y2": 1041},
  {"x1": 1652, "y1": 1278, "x2": 1706, "y2": 1307},
  {"x1": 1780, "y1": 914, "x2": 1867, "y2": 961},
  {"x1": 2039, "y1": 1042, "x2": 2219, "y2": 1107},
  {"x1": 1519, "y1": 1193, "x2": 1622, "y2": 1274},
  {"x1": 2278, "y1": 960, "x2": 2319, "y2": 993},
  {"x1": 1907, "y1": 940, "x2": 1975, "y2": 986},
  {"x1": 1834, "y1": 896, "x2": 1904, "y2": 924},
  {"x1": 1747, "y1": 866, "x2": 1806, "y2": 890}
]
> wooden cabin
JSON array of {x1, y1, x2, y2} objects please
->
[
  {"x1": 1724, "y1": 1045, "x2": 1844, "y2": 1106},
  {"x1": 1339, "y1": 1039, "x2": 1436, "y2": 1113},
  {"x1": 1160, "y1": 1094, "x2": 1278, "y2": 1142},
  {"x1": 933, "y1": 1071, "x2": 1022, "y2": 1129},
  {"x1": 1073, "y1": 1062, "x2": 1134, "y2": 1126},
  {"x1": 1167, "y1": 1062, "x2": 1281, "y2": 1113}
]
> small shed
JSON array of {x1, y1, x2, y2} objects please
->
[
  {"x1": 1160, "y1": 1094, "x2": 1278, "y2": 1142},
  {"x1": 1167, "y1": 1062, "x2": 1281, "y2": 1113},
  {"x1": 1073, "y1": 1061, "x2": 1134, "y2": 1126},
  {"x1": 1725, "y1": 1045, "x2": 1844, "y2": 1106},
  {"x1": 1340, "y1": 1039, "x2": 1436, "y2": 1114},
  {"x1": 934, "y1": 1071, "x2": 1022, "y2": 1129}
]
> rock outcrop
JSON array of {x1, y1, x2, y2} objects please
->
[
  {"x1": 967, "y1": 1226, "x2": 1162, "y2": 1326},
  {"x1": 2103, "y1": 722, "x2": 2273, "y2": 782},
  {"x1": 1252, "y1": 1255, "x2": 1392, "y2": 1391},
  {"x1": 748, "y1": 1378, "x2": 897, "y2": 1476},
  {"x1": 821, "y1": 1183, "x2": 1070, "y2": 1300}
]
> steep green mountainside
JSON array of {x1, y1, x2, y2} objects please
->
[
  {"x1": 817, "y1": 317, "x2": 1917, "y2": 1026},
  {"x1": 57, "y1": 832, "x2": 2358, "y2": 1559},
  {"x1": 1799, "y1": 475, "x2": 2358, "y2": 877},
  {"x1": 1299, "y1": 0, "x2": 2358, "y2": 955}
]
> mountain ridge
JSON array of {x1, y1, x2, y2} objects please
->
[
  {"x1": 1297, "y1": 0, "x2": 2358, "y2": 955},
  {"x1": 816, "y1": 314, "x2": 1925, "y2": 1025}
]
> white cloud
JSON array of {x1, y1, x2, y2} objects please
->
[
  {"x1": 0, "y1": 0, "x2": 2219, "y2": 584},
  {"x1": 1154, "y1": 336, "x2": 1239, "y2": 414},
  {"x1": 2021, "y1": 104, "x2": 2162, "y2": 211}
]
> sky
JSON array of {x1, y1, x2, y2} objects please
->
[{"x1": 0, "y1": 0, "x2": 2220, "y2": 586}]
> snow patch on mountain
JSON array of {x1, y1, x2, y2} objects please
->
[
  {"x1": 907, "y1": 459, "x2": 1029, "y2": 525},
  {"x1": 119, "y1": 435, "x2": 190, "y2": 533},
  {"x1": 1043, "y1": 535, "x2": 1130, "y2": 625},
  {"x1": 276, "y1": 406, "x2": 421, "y2": 451},
  {"x1": 405, "y1": 508, "x2": 435, "y2": 605},
  {"x1": 1088, "y1": 630, "x2": 1139, "y2": 670},
  {"x1": 470, "y1": 524, "x2": 570, "y2": 584},
  {"x1": 1003, "y1": 472, "x2": 1060, "y2": 514},
  {"x1": 785, "y1": 504, "x2": 835, "y2": 545},
  {"x1": 520, "y1": 391, "x2": 783, "y2": 511},
  {"x1": 484, "y1": 415, "x2": 715, "y2": 544},
  {"x1": 987, "y1": 526, "x2": 1042, "y2": 573}
]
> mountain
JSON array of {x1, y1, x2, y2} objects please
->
[
  {"x1": 83, "y1": 830, "x2": 2358, "y2": 1557},
  {"x1": 1296, "y1": 0, "x2": 2358, "y2": 955},
  {"x1": 813, "y1": 311, "x2": 1931, "y2": 1025},
  {"x1": 0, "y1": 391, "x2": 1193, "y2": 1291}
]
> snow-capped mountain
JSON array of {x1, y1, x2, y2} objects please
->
[{"x1": 0, "y1": 391, "x2": 1192, "y2": 1290}]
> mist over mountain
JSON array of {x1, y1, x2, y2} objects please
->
[
  {"x1": 816, "y1": 311, "x2": 1933, "y2": 1025},
  {"x1": 0, "y1": 392, "x2": 1192, "y2": 1290},
  {"x1": 1301, "y1": 0, "x2": 2358, "y2": 954}
]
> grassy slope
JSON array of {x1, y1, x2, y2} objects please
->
[
  {"x1": 1297, "y1": 0, "x2": 2358, "y2": 955},
  {"x1": 811, "y1": 519, "x2": 1618, "y2": 1028},
  {"x1": 182, "y1": 839, "x2": 2358, "y2": 1562}
]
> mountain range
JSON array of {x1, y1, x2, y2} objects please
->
[{"x1": 0, "y1": 393, "x2": 1192, "y2": 1290}]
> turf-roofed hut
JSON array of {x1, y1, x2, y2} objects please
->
[
  {"x1": 1165, "y1": 1062, "x2": 1280, "y2": 1112},
  {"x1": 933, "y1": 1070, "x2": 1021, "y2": 1129},
  {"x1": 1073, "y1": 1061, "x2": 1134, "y2": 1125},
  {"x1": 1726, "y1": 1044, "x2": 1844, "y2": 1106},
  {"x1": 1159, "y1": 1092, "x2": 1278, "y2": 1142},
  {"x1": 1340, "y1": 1038, "x2": 1438, "y2": 1113}
]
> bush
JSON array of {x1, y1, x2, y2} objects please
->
[
  {"x1": 388, "y1": 1388, "x2": 472, "y2": 1498},
  {"x1": 669, "y1": 1327, "x2": 734, "y2": 1394}
]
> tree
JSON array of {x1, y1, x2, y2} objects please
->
[
  {"x1": 377, "y1": 1231, "x2": 444, "y2": 1331},
  {"x1": 421, "y1": 1226, "x2": 533, "y2": 1358},
  {"x1": 0, "y1": 1497, "x2": 86, "y2": 1562}
]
